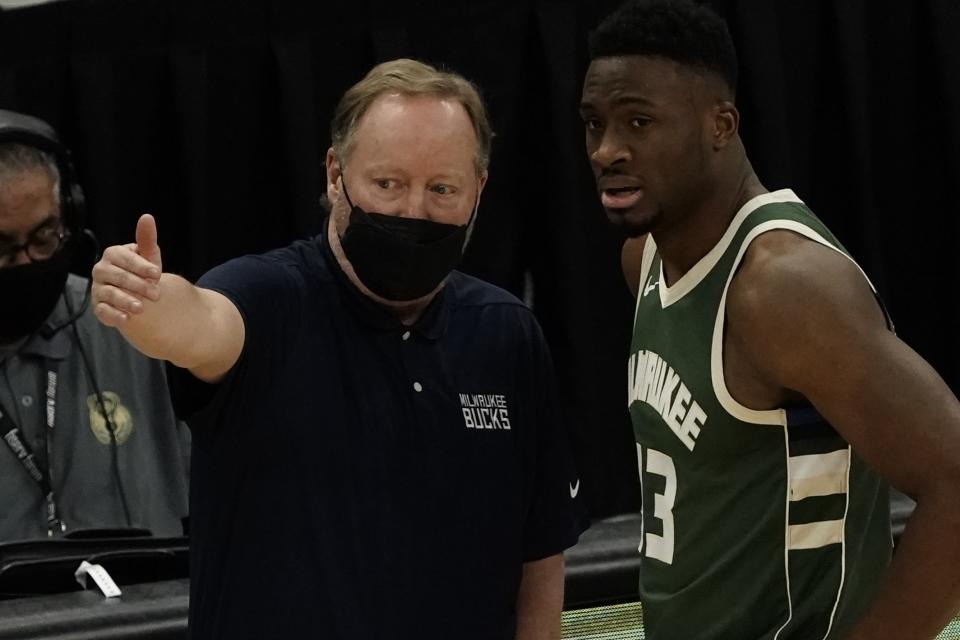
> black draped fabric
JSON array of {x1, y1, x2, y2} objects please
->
[{"x1": 1, "y1": 0, "x2": 957, "y2": 518}]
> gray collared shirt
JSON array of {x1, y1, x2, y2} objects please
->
[{"x1": 0, "y1": 275, "x2": 189, "y2": 541}]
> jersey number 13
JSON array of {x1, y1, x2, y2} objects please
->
[{"x1": 636, "y1": 443, "x2": 677, "y2": 565}]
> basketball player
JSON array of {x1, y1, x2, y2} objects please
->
[{"x1": 580, "y1": 1, "x2": 960, "y2": 638}]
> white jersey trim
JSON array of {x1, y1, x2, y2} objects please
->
[
  {"x1": 773, "y1": 425, "x2": 794, "y2": 640},
  {"x1": 822, "y1": 445, "x2": 853, "y2": 640},
  {"x1": 789, "y1": 450, "x2": 850, "y2": 501},
  {"x1": 658, "y1": 189, "x2": 802, "y2": 309},
  {"x1": 775, "y1": 445, "x2": 852, "y2": 639},
  {"x1": 788, "y1": 519, "x2": 845, "y2": 550}
]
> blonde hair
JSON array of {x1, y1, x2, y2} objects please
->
[{"x1": 331, "y1": 58, "x2": 492, "y2": 173}]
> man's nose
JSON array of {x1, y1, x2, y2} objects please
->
[
  {"x1": 9, "y1": 247, "x2": 31, "y2": 267},
  {"x1": 591, "y1": 128, "x2": 631, "y2": 169},
  {"x1": 399, "y1": 190, "x2": 430, "y2": 220}
]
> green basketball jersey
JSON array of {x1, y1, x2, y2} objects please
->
[{"x1": 628, "y1": 189, "x2": 892, "y2": 639}]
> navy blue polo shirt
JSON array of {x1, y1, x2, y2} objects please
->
[{"x1": 170, "y1": 231, "x2": 587, "y2": 640}]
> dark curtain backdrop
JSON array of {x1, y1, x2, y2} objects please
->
[{"x1": 1, "y1": 0, "x2": 957, "y2": 518}]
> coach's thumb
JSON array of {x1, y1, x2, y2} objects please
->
[{"x1": 135, "y1": 213, "x2": 162, "y2": 270}]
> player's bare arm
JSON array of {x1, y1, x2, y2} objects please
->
[
  {"x1": 92, "y1": 213, "x2": 245, "y2": 383},
  {"x1": 726, "y1": 230, "x2": 960, "y2": 639}
]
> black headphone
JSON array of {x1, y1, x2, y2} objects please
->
[{"x1": 0, "y1": 109, "x2": 86, "y2": 233}]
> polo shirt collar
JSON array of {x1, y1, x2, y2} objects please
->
[{"x1": 319, "y1": 227, "x2": 451, "y2": 340}]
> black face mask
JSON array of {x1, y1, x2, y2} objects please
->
[
  {"x1": 338, "y1": 176, "x2": 476, "y2": 301},
  {"x1": 0, "y1": 246, "x2": 71, "y2": 344}
]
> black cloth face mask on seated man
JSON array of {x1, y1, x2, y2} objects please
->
[
  {"x1": 0, "y1": 244, "x2": 72, "y2": 344},
  {"x1": 337, "y1": 174, "x2": 477, "y2": 302}
]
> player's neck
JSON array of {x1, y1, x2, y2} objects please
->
[{"x1": 655, "y1": 154, "x2": 765, "y2": 287}]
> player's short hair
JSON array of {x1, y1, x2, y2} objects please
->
[
  {"x1": 331, "y1": 58, "x2": 492, "y2": 173},
  {"x1": 589, "y1": 0, "x2": 738, "y2": 96}
]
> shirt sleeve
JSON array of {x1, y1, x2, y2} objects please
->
[
  {"x1": 166, "y1": 253, "x2": 303, "y2": 430},
  {"x1": 521, "y1": 318, "x2": 591, "y2": 561}
]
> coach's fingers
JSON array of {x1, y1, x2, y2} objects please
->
[
  {"x1": 98, "y1": 244, "x2": 161, "y2": 282},
  {"x1": 94, "y1": 301, "x2": 131, "y2": 327},
  {"x1": 93, "y1": 283, "x2": 146, "y2": 316},
  {"x1": 92, "y1": 261, "x2": 161, "y2": 301}
]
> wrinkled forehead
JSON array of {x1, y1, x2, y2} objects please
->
[{"x1": 347, "y1": 94, "x2": 480, "y2": 176}]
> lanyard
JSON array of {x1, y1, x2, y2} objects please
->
[{"x1": 0, "y1": 360, "x2": 64, "y2": 536}]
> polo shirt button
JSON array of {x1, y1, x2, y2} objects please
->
[
  {"x1": 21, "y1": 395, "x2": 33, "y2": 408},
  {"x1": 402, "y1": 331, "x2": 411, "y2": 341},
  {"x1": 413, "y1": 382, "x2": 423, "y2": 392}
]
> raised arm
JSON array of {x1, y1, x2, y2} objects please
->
[
  {"x1": 727, "y1": 231, "x2": 960, "y2": 639},
  {"x1": 91, "y1": 214, "x2": 244, "y2": 383}
]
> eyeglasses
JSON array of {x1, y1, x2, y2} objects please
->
[{"x1": 0, "y1": 224, "x2": 70, "y2": 268}]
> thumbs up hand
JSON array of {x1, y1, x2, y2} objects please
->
[
  {"x1": 92, "y1": 214, "x2": 164, "y2": 327},
  {"x1": 134, "y1": 213, "x2": 163, "y2": 273}
]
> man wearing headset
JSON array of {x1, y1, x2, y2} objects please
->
[{"x1": 0, "y1": 109, "x2": 189, "y2": 541}]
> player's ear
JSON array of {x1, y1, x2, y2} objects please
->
[{"x1": 710, "y1": 100, "x2": 739, "y2": 150}]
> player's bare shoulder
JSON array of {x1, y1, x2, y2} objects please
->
[
  {"x1": 726, "y1": 229, "x2": 886, "y2": 352},
  {"x1": 621, "y1": 234, "x2": 649, "y2": 298}
]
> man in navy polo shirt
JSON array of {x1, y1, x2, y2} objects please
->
[{"x1": 90, "y1": 58, "x2": 587, "y2": 639}]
